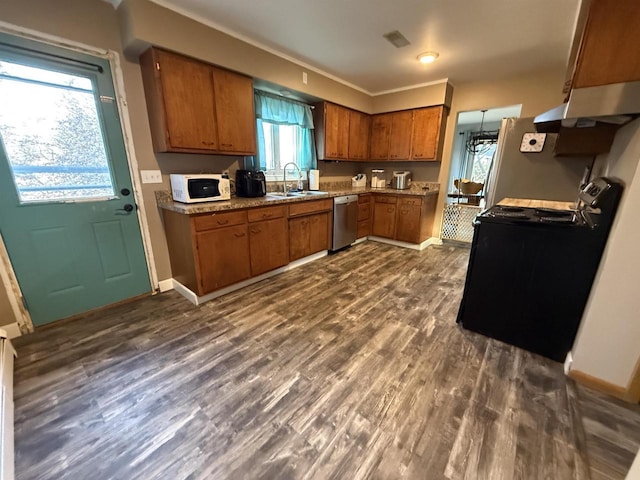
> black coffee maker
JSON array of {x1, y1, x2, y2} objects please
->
[{"x1": 235, "y1": 170, "x2": 267, "y2": 198}]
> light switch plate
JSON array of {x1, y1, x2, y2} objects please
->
[
  {"x1": 140, "y1": 169, "x2": 162, "y2": 184},
  {"x1": 520, "y1": 133, "x2": 547, "y2": 152}
]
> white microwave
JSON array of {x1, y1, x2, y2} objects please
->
[{"x1": 170, "y1": 174, "x2": 231, "y2": 203}]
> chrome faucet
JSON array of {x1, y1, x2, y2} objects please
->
[{"x1": 282, "y1": 162, "x2": 303, "y2": 194}]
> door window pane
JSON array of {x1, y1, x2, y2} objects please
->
[{"x1": 0, "y1": 59, "x2": 115, "y2": 202}]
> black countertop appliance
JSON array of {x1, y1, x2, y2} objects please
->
[
  {"x1": 236, "y1": 170, "x2": 266, "y2": 198},
  {"x1": 456, "y1": 177, "x2": 623, "y2": 362}
]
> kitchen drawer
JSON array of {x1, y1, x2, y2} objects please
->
[
  {"x1": 247, "y1": 205, "x2": 286, "y2": 222},
  {"x1": 193, "y1": 210, "x2": 247, "y2": 232},
  {"x1": 399, "y1": 196, "x2": 423, "y2": 206},
  {"x1": 289, "y1": 198, "x2": 333, "y2": 217},
  {"x1": 357, "y1": 219, "x2": 370, "y2": 239},
  {"x1": 358, "y1": 203, "x2": 370, "y2": 221},
  {"x1": 358, "y1": 194, "x2": 371, "y2": 204},
  {"x1": 374, "y1": 195, "x2": 397, "y2": 204}
]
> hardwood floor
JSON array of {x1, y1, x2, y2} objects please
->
[{"x1": 11, "y1": 242, "x2": 640, "y2": 479}]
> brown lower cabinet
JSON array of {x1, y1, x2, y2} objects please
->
[
  {"x1": 289, "y1": 212, "x2": 331, "y2": 261},
  {"x1": 357, "y1": 194, "x2": 372, "y2": 239},
  {"x1": 371, "y1": 194, "x2": 437, "y2": 243},
  {"x1": 163, "y1": 199, "x2": 331, "y2": 296},
  {"x1": 288, "y1": 199, "x2": 332, "y2": 261},
  {"x1": 196, "y1": 225, "x2": 250, "y2": 293},
  {"x1": 372, "y1": 196, "x2": 397, "y2": 238},
  {"x1": 249, "y1": 217, "x2": 289, "y2": 276}
]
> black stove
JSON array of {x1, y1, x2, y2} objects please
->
[
  {"x1": 456, "y1": 178, "x2": 623, "y2": 362},
  {"x1": 482, "y1": 205, "x2": 580, "y2": 226}
]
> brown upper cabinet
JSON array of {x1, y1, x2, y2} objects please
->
[
  {"x1": 348, "y1": 110, "x2": 371, "y2": 161},
  {"x1": 388, "y1": 111, "x2": 413, "y2": 160},
  {"x1": 371, "y1": 106, "x2": 446, "y2": 162},
  {"x1": 411, "y1": 106, "x2": 446, "y2": 161},
  {"x1": 139, "y1": 47, "x2": 256, "y2": 155},
  {"x1": 567, "y1": 0, "x2": 640, "y2": 90},
  {"x1": 369, "y1": 113, "x2": 392, "y2": 160},
  {"x1": 315, "y1": 102, "x2": 370, "y2": 161}
]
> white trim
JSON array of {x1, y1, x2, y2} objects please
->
[
  {"x1": 0, "y1": 324, "x2": 21, "y2": 340},
  {"x1": 107, "y1": 50, "x2": 159, "y2": 292},
  {"x1": 368, "y1": 236, "x2": 442, "y2": 251},
  {"x1": 173, "y1": 250, "x2": 328, "y2": 306},
  {"x1": 0, "y1": 234, "x2": 32, "y2": 333},
  {"x1": 564, "y1": 351, "x2": 573, "y2": 376},
  {"x1": 371, "y1": 79, "x2": 450, "y2": 97},
  {"x1": 157, "y1": 279, "x2": 174, "y2": 293},
  {"x1": 353, "y1": 237, "x2": 367, "y2": 246}
]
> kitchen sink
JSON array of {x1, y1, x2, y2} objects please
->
[{"x1": 267, "y1": 191, "x2": 328, "y2": 198}]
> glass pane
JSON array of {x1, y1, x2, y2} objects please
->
[
  {"x1": 470, "y1": 143, "x2": 497, "y2": 183},
  {"x1": 0, "y1": 59, "x2": 114, "y2": 202}
]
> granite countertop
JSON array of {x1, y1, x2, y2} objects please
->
[{"x1": 157, "y1": 183, "x2": 440, "y2": 215}]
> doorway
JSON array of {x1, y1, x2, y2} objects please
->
[
  {"x1": 441, "y1": 105, "x2": 522, "y2": 243},
  {"x1": 0, "y1": 33, "x2": 151, "y2": 326}
]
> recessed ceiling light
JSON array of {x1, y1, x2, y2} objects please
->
[{"x1": 417, "y1": 52, "x2": 439, "y2": 64}]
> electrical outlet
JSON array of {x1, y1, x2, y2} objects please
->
[
  {"x1": 302, "y1": 71, "x2": 308, "y2": 85},
  {"x1": 140, "y1": 169, "x2": 163, "y2": 184}
]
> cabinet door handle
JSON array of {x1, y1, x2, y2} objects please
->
[
  {"x1": 234, "y1": 232, "x2": 246, "y2": 238},
  {"x1": 217, "y1": 219, "x2": 229, "y2": 225},
  {"x1": 401, "y1": 209, "x2": 409, "y2": 215},
  {"x1": 387, "y1": 207, "x2": 394, "y2": 213},
  {"x1": 221, "y1": 143, "x2": 233, "y2": 147},
  {"x1": 250, "y1": 228, "x2": 261, "y2": 234},
  {"x1": 202, "y1": 141, "x2": 216, "y2": 146},
  {"x1": 312, "y1": 217, "x2": 319, "y2": 223}
]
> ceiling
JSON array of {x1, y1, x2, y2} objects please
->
[
  {"x1": 457, "y1": 105, "x2": 522, "y2": 125},
  {"x1": 150, "y1": 0, "x2": 581, "y2": 94}
]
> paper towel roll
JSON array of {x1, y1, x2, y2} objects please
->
[{"x1": 309, "y1": 169, "x2": 320, "y2": 190}]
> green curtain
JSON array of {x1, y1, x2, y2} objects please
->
[{"x1": 251, "y1": 91, "x2": 317, "y2": 171}]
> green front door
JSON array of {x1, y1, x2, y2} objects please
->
[{"x1": 0, "y1": 34, "x2": 150, "y2": 326}]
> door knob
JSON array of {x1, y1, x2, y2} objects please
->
[{"x1": 117, "y1": 203, "x2": 135, "y2": 214}]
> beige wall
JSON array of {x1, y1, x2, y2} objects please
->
[
  {"x1": 371, "y1": 82, "x2": 453, "y2": 113},
  {"x1": 119, "y1": 0, "x2": 373, "y2": 113},
  {"x1": 570, "y1": 119, "x2": 640, "y2": 388},
  {"x1": 433, "y1": 68, "x2": 568, "y2": 236}
]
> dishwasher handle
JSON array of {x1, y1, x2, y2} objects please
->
[{"x1": 334, "y1": 195, "x2": 359, "y2": 205}]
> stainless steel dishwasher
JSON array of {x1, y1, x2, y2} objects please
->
[{"x1": 331, "y1": 195, "x2": 359, "y2": 251}]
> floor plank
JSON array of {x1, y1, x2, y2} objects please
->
[{"x1": 11, "y1": 241, "x2": 640, "y2": 479}]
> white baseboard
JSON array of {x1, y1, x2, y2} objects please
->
[
  {"x1": 0, "y1": 324, "x2": 21, "y2": 339},
  {"x1": 157, "y1": 279, "x2": 174, "y2": 293},
  {"x1": 368, "y1": 236, "x2": 441, "y2": 251},
  {"x1": 172, "y1": 250, "x2": 328, "y2": 306}
]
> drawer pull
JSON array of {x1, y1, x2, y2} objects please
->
[
  {"x1": 250, "y1": 228, "x2": 261, "y2": 234},
  {"x1": 234, "y1": 232, "x2": 245, "y2": 238},
  {"x1": 217, "y1": 219, "x2": 229, "y2": 225},
  {"x1": 387, "y1": 207, "x2": 394, "y2": 213},
  {"x1": 262, "y1": 213, "x2": 272, "y2": 218}
]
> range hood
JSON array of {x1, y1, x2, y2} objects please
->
[{"x1": 534, "y1": 81, "x2": 640, "y2": 133}]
